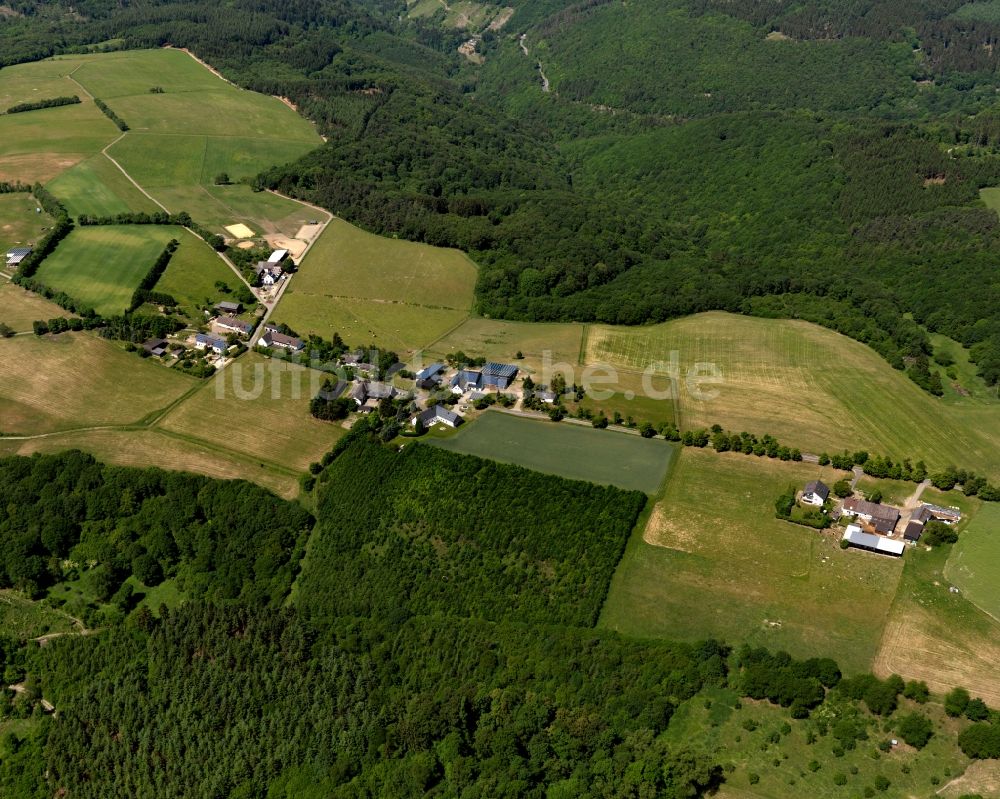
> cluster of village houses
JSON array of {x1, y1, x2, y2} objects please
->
[
  {"x1": 336, "y1": 360, "x2": 522, "y2": 430},
  {"x1": 800, "y1": 480, "x2": 962, "y2": 557}
]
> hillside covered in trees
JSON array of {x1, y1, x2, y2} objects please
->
[
  {"x1": 0, "y1": 443, "x2": 994, "y2": 797},
  {"x1": 3, "y1": 0, "x2": 1000, "y2": 388}
]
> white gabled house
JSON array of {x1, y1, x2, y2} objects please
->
[{"x1": 802, "y1": 480, "x2": 830, "y2": 507}]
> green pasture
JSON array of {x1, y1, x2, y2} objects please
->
[
  {"x1": 425, "y1": 317, "x2": 585, "y2": 375},
  {"x1": 667, "y1": 687, "x2": 970, "y2": 799},
  {"x1": 35, "y1": 225, "x2": 179, "y2": 316},
  {"x1": 153, "y1": 231, "x2": 237, "y2": 319},
  {"x1": 291, "y1": 218, "x2": 478, "y2": 306},
  {"x1": 0, "y1": 192, "x2": 51, "y2": 256},
  {"x1": 273, "y1": 292, "x2": 469, "y2": 353},
  {"x1": 275, "y1": 217, "x2": 477, "y2": 351},
  {"x1": 47, "y1": 153, "x2": 161, "y2": 217},
  {"x1": 425, "y1": 411, "x2": 676, "y2": 493},
  {"x1": 877, "y1": 538, "x2": 1000, "y2": 707},
  {"x1": 0, "y1": 590, "x2": 76, "y2": 639},
  {"x1": 586, "y1": 312, "x2": 1000, "y2": 481},
  {"x1": 0, "y1": 62, "x2": 79, "y2": 111},
  {"x1": 0, "y1": 100, "x2": 118, "y2": 183},
  {"x1": 600, "y1": 448, "x2": 901, "y2": 674},
  {"x1": 929, "y1": 331, "x2": 1000, "y2": 404},
  {"x1": 945, "y1": 503, "x2": 1000, "y2": 621}
]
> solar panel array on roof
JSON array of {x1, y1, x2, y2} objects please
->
[{"x1": 482, "y1": 362, "x2": 518, "y2": 378}]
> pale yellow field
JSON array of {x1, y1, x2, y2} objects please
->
[
  {"x1": 0, "y1": 333, "x2": 193, "y2": 434},
  {"x1": 425, "y1": 318, "x2": 585, "y2": 374},
  {"x1": 586, "y1": 312, "x2": 1000, "y2": 479},
  {"x1": 0, "y1": 428, "x2": 300, "y2": 500},
  {"x1": 0, "y1": 281, "x2": 72, "y2": 332},
  {"x1": 156, "y1": 353, "x2": 345, "y2": 471}
]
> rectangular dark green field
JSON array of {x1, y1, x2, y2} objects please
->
[
  {"x1": 35, "y1": 225, "x2": 180, "y2": 316},
  {"x1": 425, "y1": 411, "x2": 676, "y2": 493}
]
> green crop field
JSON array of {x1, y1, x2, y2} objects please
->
[
  {"x1": 35, "y1": 225, "x2": 180, "y2": 315},
  {"x1": 47, "y1": 153, "x2": 160, "y2": 218},
  {"x1": 157, "y1": 352, "x2": 345, "y2": 472},
  {"x1": 0, "y1": 332, "x2": 192, "y2": 434},
  {"x1": 945, "y1": 503, "x2": 1000, "y2": 622},
  {"x1": 425, "y1": 411, "x2": 676, "y2": 493},
  {"x1": 600, "y1": 448, "x2": 902, "y2": 674},
  {"x1": 0, "y1": 192, "x2": 51, "y2": 256},
  {"x1": 0, "y1": 281, "x2": 72, "y2": 332},
  {"x1": 274, "y1": 217, "x2": 478, "y2": 352},
  {"x1": 586, "y1": 312, "x2": 1000, "y2": 481},
  {"x1": 153, "y1": 231, "x2": 242, "y2": 319}
]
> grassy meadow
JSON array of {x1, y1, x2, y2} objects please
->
[
  {"x1": 0, "y1": 193, "x2": 51, "y2": 257},
  {"x1": 157, "y1": 353, "x2": 346, "y2": 473},
  {"x1": 36, "y1": 225, "x2": 180, "y2": 315},
  {"x1": 425, "y1": 318, "x2": 585, "y2": 373},
  {"x1": 0, "y1": 281, "x2": 72, "y2": 332},
  {"x1": 0, "y1": 49, "x2": 321, "y2": 235},
  {"x1": 944, "y1": 502, "x2": 1000, "y2": 622},
  {"x1": 0, "y1": 590, "x2": 77, "y2": 639},
  {"x1": 425, "y1": 411, "x2": 676, "y2": 493},
  {"x1": 0, "y1": 100, "x2": 118, "y2": 183},
  {"x1": 0, "y1": 427, "x2": 301, "y2": 500},
  {"x1": 274, "y1": 218, "x2": 478, "y2": 352},
  {"x1": 667, "y1": 686, "x2": 972, "y2": 799},
  {"x1": 586, "y1": 312, "x2": 1000, "y2": 480},
  {"x1": 154, "y1": 231, "x2": 241, "y2": 319},
  {"x1": 600, "y1": 448, "x2": 902, "y2": 674},
  {"x1": 875, "y1": 541, "x2": 1000, "y2": 707},
  {"x1": 47, "y1": 153, "x2": 161, "y2": 218},
  {"x1": 0, "y1": 333, "x2": 192, "y2": 434}
]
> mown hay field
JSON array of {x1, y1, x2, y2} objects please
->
[
  {"x1": 47, "y1": 153, "x2": 161, "y2": 218},
  {"x1": 0, "y1": 427, "x2": 300, "y2": 500},
  {"x1": 425, "y1": 318, "x2": 585, "y2": 374},
  {"x1": 874, "y1": 538, "x2": 1000, "y2": 708},
  {"x1": 0, "y1": 333, "x2": 192, "y2": 434},
  {"x1": 426, "y1": 411, "x2": 676, "y2": 494},
  {"x1": 35, "y1": 225, "x2": 180, "y2": 316},
  {"x1": 156, "y1": 353, "x2": 345, "y2": 472},
  {"x1": 586, "y1": 312, "x2": 1000, "y2": 480},
  {"x1": 0, "y1": 281, "x2": 72, "y2": 332},
  {"x1": 275, "y1": 218, "x2": 478, "y2": 352},
  {"x1": 599, "y1": 448, "x2": 902, "y2": 674}
]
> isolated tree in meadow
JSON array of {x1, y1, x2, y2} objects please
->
[
  {"x1": 214, "y1": 172, "x2": 231, "y2": 185},
  {"x1": 896, "y1": 712, "x2": 933, "y2": 748},
  {"x1": 945, "y1": 687, "x2": 971, "y2": 717}
]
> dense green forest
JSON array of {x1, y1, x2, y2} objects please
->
[
  {"x1": 298, "y1": 439, "x2": 646, "y2": 626},
  {"x1": 0, "y1": 444, "x2": 993, "y2": 797},
  {"x1": 4, "y1": 0, "x2": 1000, "y2": 386}
]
